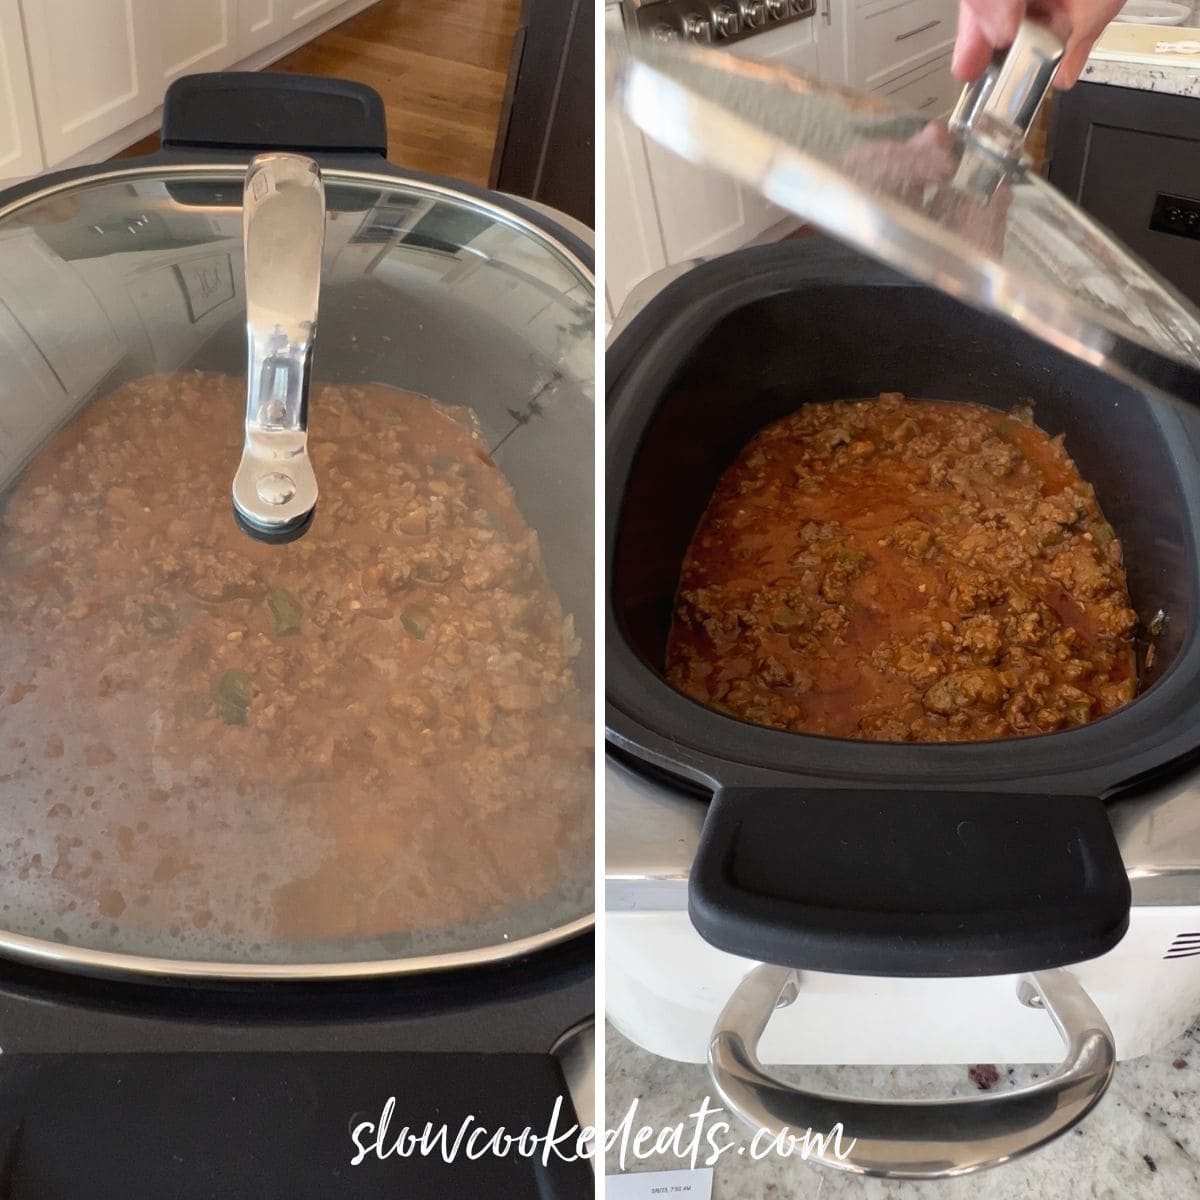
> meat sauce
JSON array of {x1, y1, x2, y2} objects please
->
[
  {"x1": 0, "y1": 372, "x2": 592, "y2": 958},
  {"x1": 666, "y1": 393, "x2": 1137, "y2": 743}
]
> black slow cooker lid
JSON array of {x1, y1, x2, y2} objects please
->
[
  {"x1": 612, "y1": 20, "x2": 1200, "y2": 405},
  {"x1": 0, "y1": 74, "x2": 595, "y2": 978}
]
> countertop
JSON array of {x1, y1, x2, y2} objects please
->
[
  {"x1": 1084, "y1": 19, "x2": 1200, "y2": 95},
  {"x1": 605, "y1": 1021, "x2": 1200, "y2": 1197}
]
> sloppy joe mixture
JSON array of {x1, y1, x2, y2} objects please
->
[
  {"x1": 666, "y1": 392, "x2": 1137, "y2": 742},
  {"x1": 0, "y1": 372, "x2": 592, "y2": 958}
]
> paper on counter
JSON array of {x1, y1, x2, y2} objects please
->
[{"x1": 606, "y1": 1167, "x2": 715, "y2": 1199}]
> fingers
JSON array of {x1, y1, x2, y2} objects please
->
[
  {"x1": 949, "y1": 0, "x2": 1122, "y2": 91},
  {"x1": 1053, "y1": 0, "x2": 1128, "y2": 89},
  {"x1": 964, "y1": 0, "x2": 1025, "y2": 48},
  {"x1": 952, "y1": 0, "x2": 1024, "y2": 81},
  {"x1": 952, "y1": 5, "x2": 995, "y2": 79},
  {"x1": 1055, "y1": 37, "x2": 1093, "y2": 88}
]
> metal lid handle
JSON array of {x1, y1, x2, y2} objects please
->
[
  {"x1": 950, "y1": 20, "x2": 1065, "y2": 160},
  {"x1": 708, "y1": 964, "x2": 1115, "y2": 1179},
  {"x1": 233, "y1": 153, "x2": 325, "y2": 538}
]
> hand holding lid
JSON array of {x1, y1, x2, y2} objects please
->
[
  {"x1": 949, "y1": 20, "x2": 1065, "y2": 162},
  {"x1": 611, "y1": 19, "x2": 1200, "y2": 404},
  {"x1": 233, "y1": 153, "x2": 325, "y2": 540}
]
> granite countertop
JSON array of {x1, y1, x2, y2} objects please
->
[
  {"x1": 1084, "y1": 15, "x2": 1200, "y2": 96},
  {"x1": 606, "y1": 1020, "x2": 1200, "y2": 1197},
  {"x1": 1083, "y1": 55, "x2": 1200, "y2": 96}
]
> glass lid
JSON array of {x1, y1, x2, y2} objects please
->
[
  {"x1": 0, "y1": 158, "x2": 594, "y2": 976},
  {"x1": 611, "y1": 21, "x2": 1200, "y2": 405}
]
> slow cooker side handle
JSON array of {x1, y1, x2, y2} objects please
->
[
  {"x1": 688, "y1": 788, "x2": 1130, "y2": 976},
  {"x1": 707, "y1": 964, "x2": 1114, "y2": 1180},
  {"x1": 160, "y1": 73, "x2": 388, "y2": 158}
]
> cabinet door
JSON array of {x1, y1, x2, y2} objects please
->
[
  {"x1": 814, "y1": 0, "x2": 850, "y2": 84},
  {"x1": 604, "y1": 6, "x2": 667, "y2": 317},
  {"x1": 238, "y1": 0, "x2": 285, "y2": 57},
  {"x1": 281, "y1": 0, "x2": 344, "y2": 29},
  {"x1": 878, "y1": 50, "x2": 958, "y2": 117},
  {"x1": 1051, "y1": 82, "x2": 1200, "y2": 308},
  {"x1": 20, "y1": 0, "x2": 157, "y2": 164},
  {"x1": 639, "y1": 23, "x2": 770, "y2": 263},
  {"x1": 739, "y1": 22, "x2": 820, "y2": 236},
  {"x1": 152, "y1": 0, "x2": 237, "y2": 86},
  {"x1": 641, "y1": 137, "x2": 756, "y2": 263},
  {"x1": 640, "y1": 19, "x2": 825, "y2": 261},
  {"x1": 851, "y1": 0, "x2": 957, "y2": 89},
  {"x1": 0, "y1": 0, "x2": 43, "y2": 179}
]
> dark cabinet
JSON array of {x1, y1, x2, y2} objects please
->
[
  {"x1": 490, "y1": 0, "x2": 594, "y2": 228},
  {"x1": 1050, "y1": 81, "x2": 1200, "y2": 306}
]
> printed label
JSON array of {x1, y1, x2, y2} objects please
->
[{"x1": 606, "y1": 1167, "x2": 714, "y2": 1199}]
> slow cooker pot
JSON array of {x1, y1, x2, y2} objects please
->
[
  {"x1": 0, "y1": 73, "x2": 593, "y2": 1198},
  {"x1": 607, "y1": 21, "x2": 1200, "y2": 1180}
]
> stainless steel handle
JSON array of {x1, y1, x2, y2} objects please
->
[
  {"x1": 949, "y1": 19, "x2": 1065, "y2": 161},
  {"x1": 233, "y1": 153, "x2": 325, "y2": 538},
  {"x1": 895, "y1": 17, "x2": 939, "y2": 41},
  {"x1": 820, "y1": 0, "x2": 830, "y2": 24},
  {"x1": 708, "y1": 965, "x2": 1115, "y2": 1180}
]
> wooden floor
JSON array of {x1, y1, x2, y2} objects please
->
[{"x1": 114, "y1": 0, "x2": 519, "y2": 185}]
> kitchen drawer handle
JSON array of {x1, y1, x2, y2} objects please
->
[
  {"x1": 896, "y1": 18, "x2": 940, "y2": 40},
  {"x1": 707, "y1": 965, "x2": 1115, "y2": 1180}
]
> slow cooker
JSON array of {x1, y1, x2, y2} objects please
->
[
  {"x1": 0, "y1": 73, "x2": 593, "y2": 1198},
  {"x1": 606, "y1": 21, "x2": 1200, "y2": 1180}
]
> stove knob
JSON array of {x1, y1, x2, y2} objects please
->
[
  {"x1": 789, "y1": 0, "x2": 812, "y2": 13},
  {"x1": 766, "y1": 0, "x2": 789, "y2": 16},
  {"x1": 740, "y1": 0, "x2": 768, "y2": 26},
  {"x1": 712, "y1": 4, "x2": 742, "y2": 36},
  {"x1": 650, "y1": 20, "x2": 679, "y2": 41},
  {"x1": 682, "y1": 12, "x2": 715, "y2": 41}
]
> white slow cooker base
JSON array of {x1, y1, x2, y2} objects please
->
[{"x1": 608, "y1": 907, "x2": 1200, "y2": 1065}]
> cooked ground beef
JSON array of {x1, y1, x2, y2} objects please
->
[
  {"x1": 0, "y1": 372, "x2": 592, "y2": 957},
  {"x1": 666, "y1": 393, "x2": 1137, "y2": 742}
]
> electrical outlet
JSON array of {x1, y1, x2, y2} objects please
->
[{"x1": 1150, "y1": 192, "x2": 1200, "y2": 242}]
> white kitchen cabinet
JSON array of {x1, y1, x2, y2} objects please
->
[
  {"x1": 604, "y1": 5, "x2": 844, "y2": 310},
  {"x1": 5, "y1": 0, "x2": 377, "y2": 178},
  {"x1": 880, "y1": 48, "x2": 959, "y2": 116},
  {"x1": 604, "y1": 8, "x2": 666, "y2": 318},
  {"x1": 814, "y1": 0, "x2": 850, "y2": 85},
  {"x1": 0, "y1": 0, "x2": 43, "y2": 179},
  {"x1": 636, "y1": 16, "x2": 822, "y2": 265},
  {"x1": 238, "y1": 0, "x2": 284, "y2": 56},
  {"x1": 846, "y1": 0, "x2": 958, "y2": 101},
  {"x1": 152, "y1": 0, "x2": 238, "y2": 86},
  {"x1": 281, "y1": 0, "x2": 344, "y2": 30},
  {"x1": 614, "y1": 2, "x2": 748, "y2": 265},
  {"x1": 640, "y1": 141, "x2": 762, "y2": 264},
  {"x1": 858, "y1": 0, "x2": 953, "y2": 87},
  {"x1": 604, "y1": 103, "x2": 667, "y2": 319},
  {"x1": 20, "y1": 0, "x2": 158, "y2": 163}
]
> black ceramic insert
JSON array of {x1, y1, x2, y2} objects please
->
[{"x1": 607, "y1": 238, "x2": 1200, "y2": 975}]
